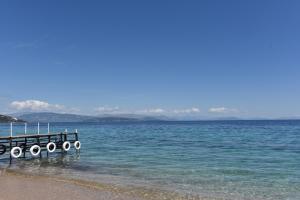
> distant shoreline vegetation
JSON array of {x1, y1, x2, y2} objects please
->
[{"x1": 0, "y1": 114, "x2": 25, "y2": 123}]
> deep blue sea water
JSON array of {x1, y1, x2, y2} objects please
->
[{"x1": 1, "y1": 120, "x2": 300, "y2": 199}]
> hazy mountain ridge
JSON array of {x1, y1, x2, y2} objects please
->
[
  {"x1": 10, "y1": 112, "x2": 300, "y2": 123},
  {"x1": 16, "y1": 112, "x2": 166, "y2": 123}
]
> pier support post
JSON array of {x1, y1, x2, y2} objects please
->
[
  {"x1": 9, "y1": 138, "x2": 12, "y2": 164},
  {"x1": 47, "y1": 135, "x2": 50, "y2": 157},
  {"x1": 9, "y1": 123, "x2": 12, "y2": 164},
  {"x1": 60, "y1": 133, "x2": 63, "y2": 153},
  {"x1": 37, "y1": 136, "x2": 42, "y2": 158},
  {"x1": 24, "y1": 137, "x2": 27, "y2": 158}
]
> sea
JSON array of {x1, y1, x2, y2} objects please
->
[{"x1": 0, "y1": 120, "x2": 299, "y2": 200}]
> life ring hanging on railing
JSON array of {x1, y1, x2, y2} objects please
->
[
  {"x1": 46, "y1": 142, "x2": 56, "y2": 153},
  {"x1": 74, "y1": 141, "x2": 81, "y2": 150},
  {"x1": 30, "y1": 145, "x2": 41, "y2": 157},
  {"x1": 62, "y1": 141, "x2": 71, "y2": 151},
  {"x1": 11, "y1": 147, "x2": 22, "y2": 158}
]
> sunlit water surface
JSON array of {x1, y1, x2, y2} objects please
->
[{"x1": 1, "y1": 120, "x2": 300, "y2": 200}]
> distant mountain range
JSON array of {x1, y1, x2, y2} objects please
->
[
  {"x1": 12, "y1": 112, "x2": 167, "y2": 123},
  {"x1": 0, "y1": 114, "x2": 25, "y2": 123},
  {"x1": 5, "y1": 112, "x2": 300, "y2": 123}
]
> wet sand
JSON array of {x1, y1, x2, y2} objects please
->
[{"x1": 0, "y1": 169, "x2": 205, "y2": 200}]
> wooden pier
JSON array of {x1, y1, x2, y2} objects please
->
[{"x1": 0, "y1": 123, "x2": 81, "y2": 163}]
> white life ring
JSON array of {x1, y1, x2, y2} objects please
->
[
  {"x1": 62, "y1": 141, "x2": 71, "y2": 151},
  {"x1": 11, "y1": 147, "x2": 22, "y2": 158},
  {"x1": 74, "y1": 141, "x2": 81, "y2": 150},
  {"x1": 30, "y1": 145, "x2": 41, "y2": 157},
  {"x1": 46, "y1": 142, "x2": 56, "y2": 153}
]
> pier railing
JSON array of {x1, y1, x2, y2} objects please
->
[{"x1": 0, "y1": 122, "x2": 81, "y2": 163}]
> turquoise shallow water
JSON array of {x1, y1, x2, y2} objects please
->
[{"x1": 1, "y1": 120, "x2": 300, "y2": 199}]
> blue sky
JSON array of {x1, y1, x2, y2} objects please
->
[{"x1": 0, "y1": 0, "x2": 299, "y2": 118}]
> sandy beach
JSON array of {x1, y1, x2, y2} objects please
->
[
  {"x1": 0, "y1": 169, "x2": 137, "y2": 200},
  {"x1": 0, "y1": 169, "x2": 204, "y2": 200}
]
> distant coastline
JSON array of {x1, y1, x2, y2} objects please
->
[
  {"x1": 0, "y1": 114, "x2": 25, "y2": 123},
  {"x1": 1, "y1": 112, "x2": 300, "y2": 123}
]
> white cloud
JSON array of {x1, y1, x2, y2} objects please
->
[
  {"x1": 10, "y1": 100, "x2": 65, "y2": 111},
  {"x1": 173, "y1": 107, "x2": 200, "y2": 114},
  {"x1": 138, "y1": 108, "x2": 165, "y2": 114},
  {"x1": 148, "y1": 108, "x2": 165, "y2": 113},
  {"x1": 95, "y1": 106, "x2": 120, "y2": 114},
  {"x1": 94, "y1": 107, "x2": 201, "y2": 116},
  {"x1": 209, "y1": 107, "x2": 238, "y2": 113}
]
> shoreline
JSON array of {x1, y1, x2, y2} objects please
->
[{"x1": 0, "y1": 168, "x2": 208, "y2": 200}]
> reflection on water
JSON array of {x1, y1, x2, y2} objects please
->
[{"x1": 2, "y1": 152, "x2": 81, "y2": 172}]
